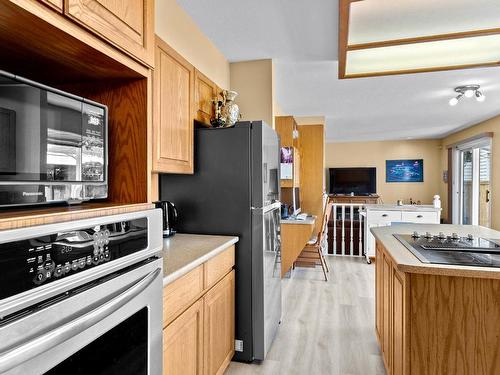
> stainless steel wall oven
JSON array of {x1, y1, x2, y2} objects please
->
[
  {"x1": 0, "y1": 209, "x2": 163, "y2": 375},
  {"x1": 0, "y1": 70, "x2": 108, "y2": 207}
]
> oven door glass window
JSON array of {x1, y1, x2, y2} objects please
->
[{"x1": 45, "y1": 307, "x2": 148, "y2": 375}]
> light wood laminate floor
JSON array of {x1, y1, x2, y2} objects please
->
[{"x1": 226, "y1": 256, "x2": 386, "y2": 375}]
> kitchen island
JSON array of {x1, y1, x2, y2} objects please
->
[{"x1": 371, "y1": 224, "x2": 500, "y2": 375}]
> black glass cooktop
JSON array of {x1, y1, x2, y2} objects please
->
[{"x1": 394, "y1": 234, "x2": 500, "y2": 268}]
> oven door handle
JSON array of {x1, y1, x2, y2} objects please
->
[{"x1": 0, "y1": 267, "x2": 161, "y2": 374}]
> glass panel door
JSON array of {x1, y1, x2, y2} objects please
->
[
  {"x1": 479, "y1": 146, "x2": 492, "y2": 227},
  {"x1": 460, "y1": 149, "x2": 474, "y2": 225},
  {"x1": 457, "y1": 142, "x2": 492, "y2": 227}
]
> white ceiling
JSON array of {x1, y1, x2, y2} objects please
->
[
  {"x1": 176, "y1": 0, "x2": 338, "y2": 61},
  {"x1": 177, "y1": 0, "x2": 500, "y2": 142}
]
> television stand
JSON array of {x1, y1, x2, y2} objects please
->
[{"x1": 329, "y1": 194, "x2": 380, "y2": 204}]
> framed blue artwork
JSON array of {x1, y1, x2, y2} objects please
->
[{"x1": 386, "y1": 159, "x2": 423, "y2": 182}]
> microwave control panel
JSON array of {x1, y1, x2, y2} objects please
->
[{"x1": 0, "y1": 218, "x2": 148, "y2": 300}]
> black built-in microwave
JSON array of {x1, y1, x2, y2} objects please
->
[{"x1": 0, "y1": 70, "x2": 108, "y2": 207}]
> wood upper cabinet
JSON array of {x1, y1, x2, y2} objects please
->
[
  {"x1": 275, "y1": 116, "x2": 297, "y2": 147},
  {"x1": 203, "y1": 271, "x2": 235, "y2": 375},
  {"x1": 163, "y1": 299, "x2": 204, "y2": 375},
  {"x1": 153, "y1": 36, "x2": 194, "y2": 174},
  {"x1": 39, "y1": 0, "x2": 63, "y2": 11},
  {"x1": 194, "y1": 69, "x2": 217, "y2": 126},
  {"x1": 64, "y1": 0, "x2": 154, "y2": 66}
]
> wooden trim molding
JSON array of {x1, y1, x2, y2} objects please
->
[
  {"x1": 447, "y1": 148, "x2": 453, "y2": 224},
  {"x1": 338, "y1": 0, "x2": 500, "y2": 79}
]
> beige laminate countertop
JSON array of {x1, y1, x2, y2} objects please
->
[
  {"x1": 162, "y1": 233, "x2": 238, "y2": 286},
  {"x1": 371, "y1": 223, "x2": 500, "y2": 279},
  {"x1": 364, "y1": 204, "x2": 441, "y2": 212}
]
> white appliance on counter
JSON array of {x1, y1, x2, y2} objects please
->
[{"x1": 363, "y1": 204, "x2": 441, "y2": 263}]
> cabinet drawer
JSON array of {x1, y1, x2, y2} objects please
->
[
  {"x1": 163, "y1": 265, "x2": 204, "y2": 327},
  {"x1": 401, "y1": 211, "x2": 439, "y2": 223},
  {"x1": 370, "y1": 211, "x2": 402, "y2": 223},
  {"x1": 204, "y1": 246, "x2": 235, "y2": 289}
]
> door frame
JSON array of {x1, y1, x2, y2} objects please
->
[{"x1": 451, "y1": 137, "x2": 492, "y2": 226}]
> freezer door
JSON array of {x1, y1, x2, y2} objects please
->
[
  {"x1": 251, "y1": 121, "x2": 280, "y2": 208},
  {"x1": 251, "y1": 202, "x2": 282, "y2": 361}
]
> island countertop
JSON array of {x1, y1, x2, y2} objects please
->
[
  {"x1": 162, "y1": 233, "x2": 239, "y2": 285},
  {"x1": 371, "y1": 223, "x2": 500, "y2": 279}
]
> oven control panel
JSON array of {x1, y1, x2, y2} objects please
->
[{"x1": 0, "y1": 218, "x2": 148, "y2": 300}]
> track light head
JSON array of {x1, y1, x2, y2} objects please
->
[
  {"x1": 449, "y1": 93, "x2": 463, "y2": 106},
  {"x1": 475, "y1": 90, "x2": 486, "y2": 102}
]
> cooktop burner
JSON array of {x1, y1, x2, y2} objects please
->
[{"x1": 394, "y1": 233, "x2": 500, "y2": 268}]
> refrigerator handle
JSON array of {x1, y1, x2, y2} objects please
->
[{"x1": 263, "y1": 163, "x2": 268, "y2": 183}]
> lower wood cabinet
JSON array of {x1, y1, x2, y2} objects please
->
[
  {"x1": 391, "y1": 269, "x2": 407, "y2": 375},
  {"x1": 204, "y1": 271, "x2": 235, "y2": 375},
  {"x1": 163, "y1": 299, "x2": 204, "y2": 375},
  {"x1": 163, "y1": 247, "x2": 235, "y2": 375},
  {"x1": 376, "y1": 243, "x2": 408, "y2": 375}
]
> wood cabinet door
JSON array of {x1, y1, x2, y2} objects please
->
[
  {"x1": 392, "y1": 268, "x2": 407, "y2": 375},
  {"x1": 203, "y1": 271, "x2": 235, "y2": 375},
  {"x1": 194, "y1": 69, "x2": 216, "y2": 126},
  {"x1": 39, "y1": 0, "x2": 63, "y2": 11},
  {"x1": 382, "y1": 253, "x2": 392, "y2": 371},
  {"x1": 163, "y1": 299, "x2": 204, "y2": 375},
  {"x1": 375, "y1": 244, "x2": 382, "y2": 341},
  {"x1": 153, "y1": 37, "x2": 194, "y2": 174},
  {"x1": 64, "y1": 0, "x2": 154, "y2": 65}
]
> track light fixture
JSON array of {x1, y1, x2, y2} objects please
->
[{"x1": 449, "y1": 85, "x2": 485, "y2": 106}]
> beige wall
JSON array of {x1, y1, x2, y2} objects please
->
[
  {"x1": 156, "y1": 0, "x2": 230, "y2": 88},
  {"x1": 440, "y1": 116, "x2": 500, "y2": 229},
  {"x1": 325, "y1": 139, "x2": 442, "y2": 205},
  {"x1": 230, "y1": 59, "x2": 274, "y2": 127}
]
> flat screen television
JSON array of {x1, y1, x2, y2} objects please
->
[{"x1": 329, "y1": 167, "x2": 376, "y2": 195}]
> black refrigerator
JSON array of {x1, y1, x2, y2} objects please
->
[{"x1": 160, "y1": 121, "x2": 282, "y2": 362}]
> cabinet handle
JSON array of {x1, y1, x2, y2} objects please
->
[
  {"x1": 382, "y1": 214, "x2": 388, "y2": 217},
  {"x1": 417, "y1": 215, "x2": 423, "y2": 218}
]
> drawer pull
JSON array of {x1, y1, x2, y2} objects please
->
[
  {"x1": 417, "y1": 215, "x2": 423, "y2": 218},
  {"x1": 382, "y1": 214, "x2": 389, "y2": 217}
]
